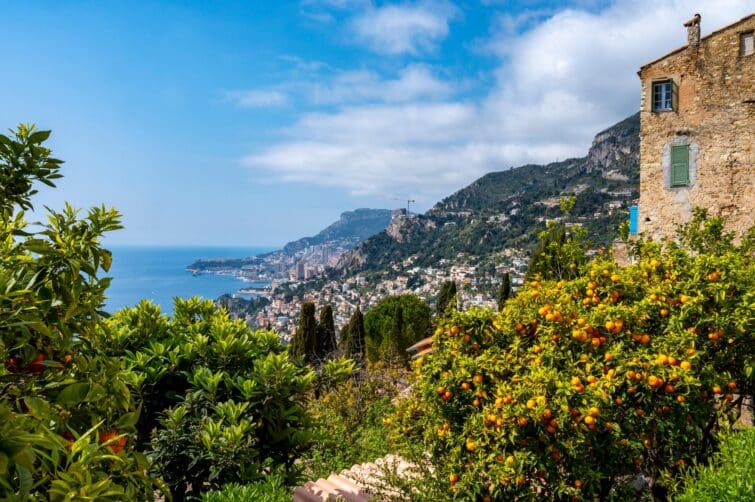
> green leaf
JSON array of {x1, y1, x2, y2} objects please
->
[
  {"x1": 17, "y1": 464, "x2": 32, "y2": 494},
  {"x1": 114, "y1": 411, "x2": 139, "y2": 429},
  {"x1": 22, "y1": 397, "x2": 50, "y2": 419},
  {"x1": 28, "y1": 130, "x2": 51, "y2": 143},
  {"x1": 55, "y1": 383, "x2": 91, "y2": 407},
  {"x1": 101, "y1": 249, "x2": 113, "y2": 272}
]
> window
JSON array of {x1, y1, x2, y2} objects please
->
[
  {"x1": 671, "y1": 145, "x2": 689, "y2": 186},
  {"x1": 741, "y1": 31, "x2": 754, "y2": 56},
  {"x1": 652, "y1": 80, "x2": 673, "y2": 111}
]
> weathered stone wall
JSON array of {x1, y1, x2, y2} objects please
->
[{"x1": 638, "y1": 15, "x2": 754, "y2": 241}]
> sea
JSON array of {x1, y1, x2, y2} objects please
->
[{"x1": 104, "y1": 246, "x2": 275, "y2": 315}]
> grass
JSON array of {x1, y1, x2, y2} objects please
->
[{"x1": 675, "y1": 427, "x2": 755, "y2": 501}]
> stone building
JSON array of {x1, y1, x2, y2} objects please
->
[{"x1": 637, "y1": 13, "x2": 754, "y2": 240}]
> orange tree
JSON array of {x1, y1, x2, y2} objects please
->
[
  {"x1": 0, "y1": 125, "x2": 158, "y2": 499},
  {"x1": 391, "y1": 214, "x2": 754, "y2": 500}
]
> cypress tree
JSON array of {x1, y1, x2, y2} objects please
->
[
  {"x1": 345, "y1": 306, "x2": 366, "y2": 360},
  {"x1": 497, "y1": 272, "x2": 511, "y2": 311},
  {"x1": 381, "y1": 305, "x2": 404, "y2": 365},
  {"x1": 289, "y1": 302, "x2": 317, "y2": 363},
  {"x1": 436, "y1": 280, "x2": 457, "y2": 317},
  {"x1": 317, "y1": 304, "x2": 337, "y2": 360}
]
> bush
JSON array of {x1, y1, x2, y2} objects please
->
[
  {"x1": 0, "y1": 125, "x2": 159, "y2": 499},
  {"x1": 99, "y1": 298, "x2": 316, "y2": 499},
  {"x1": 202, "y1": 475, "x2": 290, "y2": 502},
  {"x1": 391, "y1": 215, "x2": 754, "y2": 500},
  {"x1": 302, "y1": 366, "x2": 398, "y2": 480},
  {"x1": 673, "y1": 427, "x2": 755, "y2": 501}
]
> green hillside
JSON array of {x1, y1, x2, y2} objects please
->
[{"x1": 335, "y1": 113, "x2": 639, "y2": 274}]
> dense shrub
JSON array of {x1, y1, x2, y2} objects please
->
[
  {"x1": 391, "y1": 213, "x2": 754, "y2": 500},
  {"x1": 674, "y1": 428, "x2": 755, "y2": 501},
  {"x1": 0, "y1": 125, "x2": 159, "y2": 499},
  {"x1": 99, "y1": 298, "x2": 316, "y2": 500}
]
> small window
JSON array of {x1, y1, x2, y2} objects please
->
[
  {"x1": 671, "y1": 145, "x2": 689, "y2": 187},
  {"x1": 741, "y1": 31, "x2": 754, "y2": 56},
  {"x1": 652, "y1": 80, "x2": 673, "y2": 111}
]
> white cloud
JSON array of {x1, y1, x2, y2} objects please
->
[
  {"x1": 308, "y1": 64, "x2": 453, "y2": 104},
  {"x1": 246, "y1": 1, "x2": 754, "y2": 205},
  {"x1": 351, "y1": 1, "x2": 458, "y2": 55},
  {"x1": 225, "y1": 89, "x2": 288, "y2": 108}
]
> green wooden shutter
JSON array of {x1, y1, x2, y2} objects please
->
[{"x1": 671, "y1": 145, "x2": 689, "y2": 186}]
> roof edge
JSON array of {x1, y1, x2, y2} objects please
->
[{"x1": 638, "y1": 13, "x2": 755, "y2": 73}]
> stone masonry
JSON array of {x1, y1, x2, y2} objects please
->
[{"x1": 637, "y1": 13, "x2": 754, "y2": 240}]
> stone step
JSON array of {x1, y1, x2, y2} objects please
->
[{"x1": 296, "y1": 454, "x2": 418, "y2": 501}]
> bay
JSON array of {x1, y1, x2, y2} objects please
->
[{"x1": 104, "y1": 246, "x2": 275, "y2": 314}]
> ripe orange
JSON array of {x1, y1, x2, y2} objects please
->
[
  {"x1": 450, "y1": 326, "x2": 460, "y2": 335},
  {"x1": 449, "y1": 473, "x2": 459, "y2": 485},
  {"x1": 647, "y1": 375, "x2": 662, "y2": 388},
  {"x1": 677, "y1": 395, "x2": 686, "y2": 403},
  {"x1": 98, "y1": 430, "x2": 126, "y2": 454},
  {"x1": 28, "y1": 353, "x2": 46, "y2": 374}
]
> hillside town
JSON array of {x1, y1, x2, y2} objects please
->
[{"x1": 228, "y1": 247, "x2": 530, "y2": 339}]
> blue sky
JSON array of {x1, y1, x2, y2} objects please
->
[{"x1": 1, "y1": 1, "x2": 751, "y2": 246}]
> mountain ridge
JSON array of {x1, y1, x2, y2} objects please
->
[{"x1": 335, "y1": 112, "x2": 640, "y2": 275}]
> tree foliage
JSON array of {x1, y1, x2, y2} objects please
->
[
  {"x1": 316, "y1": 305, "x2": 337, "y2": 360},
  {"x1": 527, "y1": 220, "x2": 588, "y2": 281},
  {"x1": 497, "y1": 272, "x2": 511, "y2": 311},
  {"x1": 391, "y1": 213, "x2": 754, "y2": 500},
  {"x1": 0, "y1": 125, "x2": 157, "y2": 499},
  {"x1": 289, "y1": 302, "x2": 318, "y2": 364},
  {"x1": 364, "y1": 294, "x2": 431, "y2": 365},
  {"x1": 343, "y1": 307, "x2": 366, "y2": 360},
  {"x1": 99, "y1": 298, "x2": 316, "y2": 500},
  {"x1": 436, "y1": 280, "x2": 457, "y2": 318}
]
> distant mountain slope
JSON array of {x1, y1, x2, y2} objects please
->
[
  {"x1": 336, "y1": 113, "x2": 640, "y2": 274},
  {"x1": 188, "y1": 208, "x2": 392, "y2": 272},
  {"x1": 282, "y1": 208, "x2": 392, "y2": 254}
]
